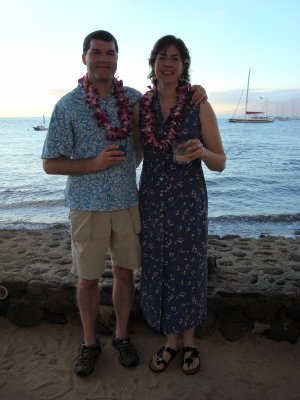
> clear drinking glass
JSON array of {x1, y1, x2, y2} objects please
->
[{"x1": 172, "y1": 140, "x2": 189, "y2": 163}]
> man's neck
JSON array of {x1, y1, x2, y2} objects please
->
[{"x1": 90, "y1": 78, "x2": 114, "y2": 99}]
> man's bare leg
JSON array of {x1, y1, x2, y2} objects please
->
[
  {"x1": 112, "y1": 266, "x2": 139, "y2": 367},
  {"x1": 112, "y1": 266, "x2": 133, "y2": 339},
  {"x1": 73, "y1": 278, "x2": 102, "y2": 376},
  {"x1": 77, "y1": 278, "x2": 99, "y2": 345}
]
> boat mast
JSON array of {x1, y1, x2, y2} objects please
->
[{"x1": 245, "y1": 68, "x2": 251, "y2": 117}]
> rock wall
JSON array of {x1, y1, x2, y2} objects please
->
[{"x1": 0, "y1": 229, "x2": 299, "y2": 343}]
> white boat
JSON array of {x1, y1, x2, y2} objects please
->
[
  {"x1": 229, "y1": 69, "x2": 274, "y2": 123},
  {"x1": 33, "y1": 115, "x2": 48, "y2": 131}
]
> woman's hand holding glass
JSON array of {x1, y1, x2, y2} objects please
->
[{"x1": 183, "y1": 139, "x2": 206, "y2": 161}]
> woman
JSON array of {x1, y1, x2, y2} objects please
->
[{"x1": 138, "y1": 35, "x2": 226, "y2": 374}]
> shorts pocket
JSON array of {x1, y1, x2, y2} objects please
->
[
  {"x1": 70, "y1": 210, "x2": 92, "y2": 242},
  {"x1": 129, "y1": 206, "x2": 141, "y2": 234}
]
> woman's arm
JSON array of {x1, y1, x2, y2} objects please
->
[
  {"x1": 200, "y1": 102, "x2": 226, "y2": 171},
  {"x1": 184, "y1": 102, "x2": 226, "y2": 172}
]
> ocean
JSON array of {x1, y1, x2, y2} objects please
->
[{"x1": 0, "y1": 117, "x2": 299, "y2": 238}]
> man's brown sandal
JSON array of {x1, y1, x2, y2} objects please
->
[{"x1": 112, "y1": 336, "x2": 139, "y2": 367}]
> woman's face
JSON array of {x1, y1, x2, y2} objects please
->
[{"x1": 154, "y1": 45, "x2": 184, "y2": 86}]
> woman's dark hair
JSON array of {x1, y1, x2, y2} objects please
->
[
  {"x1": 83, "y1": 30, "x2": 119, "y2": 54},
  {"x1": 148, "y1": 35, "x2": 191, "y2": 85}
]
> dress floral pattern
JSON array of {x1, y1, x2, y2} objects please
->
[{"x1": 139, "y1": 97, "x2": 208, "y2": 335}]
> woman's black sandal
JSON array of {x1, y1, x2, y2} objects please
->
[
  {"x1": 182, "y1": 346, "x2": 201, "y2": 375},
  {"x1": 149, "y1": 346, "x2": 179, "y2": 373}
]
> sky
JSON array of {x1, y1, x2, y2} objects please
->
[{"x1": 1, "y1": 0, "x2": 300, "y2": 117}]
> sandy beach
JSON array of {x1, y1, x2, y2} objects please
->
[{"x1": 0, "y1": 313, "x2": 299, "y2": 400}]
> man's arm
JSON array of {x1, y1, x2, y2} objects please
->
[
  {"x1": 190, "y1": 85, "x2": 208, "y2": 105},
  {"x1": 43, "y1": 145, "x2": 126, "y2": 175}
]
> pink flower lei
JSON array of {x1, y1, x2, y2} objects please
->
[
  {"x1": 140, "y1": 83, "x2": 191, "y2": 151},
  {"x1": 78, "y1": 74, "x2": 131, "y2": 140}
]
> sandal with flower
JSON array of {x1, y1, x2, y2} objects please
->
[
  {"x1": 149, "y1": 346, "x2": 179, "y2": 373},
  {"x1": 182, "y1": 346, "x2": 201, "y2": 375}
]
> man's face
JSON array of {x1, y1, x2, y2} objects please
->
[{"x1": 82, "y1": 39, "x2": 118, "y2": 84}]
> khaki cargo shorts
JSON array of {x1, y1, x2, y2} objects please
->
[{"x1": 70, "y1": 206, "x2": 141, "y2": 280}]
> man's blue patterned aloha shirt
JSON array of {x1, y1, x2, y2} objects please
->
[{"x1": 41, "y1": 84, "x2": 142, "y2": 211}]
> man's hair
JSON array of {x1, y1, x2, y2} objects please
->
[{"x1": 83, "y1": 30, "x2": 119, "y2": 54}]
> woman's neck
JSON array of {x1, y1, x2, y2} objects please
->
[
  {"x1": 157, "y1": 83, "x2": 178, "y2": 120},
  {"x1": 157, "y1": 82, "x2": 177, "y2": 100}
]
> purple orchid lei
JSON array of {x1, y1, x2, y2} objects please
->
[
  {"x1": 78, "y1": 74, "x2": 131, "y2": 140},
  {"x1": 140, "y1": 83, "x2": 191, "y2": 151}
]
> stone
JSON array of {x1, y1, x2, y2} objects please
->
[
  {"x1": 262, "y1": 268, "x2": 284, "y2": 275},
  {"x1": 219, "y1": 321, "x2": 251, "y2": 341},
  {"x1": 130, "y1": 301, "x2": 142, "y2": 321},
  {"x1": 0, "y1": 298, "x2": 9, "y2": 316},
  {"x1": 218, "y1": 260, "x2": 234, "y2": 266},
  {"x1": 45, "y1": 310, "x2": 68, "y2": 324},
  {"x1": 240, "y1": 292, "x2": 261, "y2": 299},
  {"x1": 244, "y1": 301, "x2": 278, "y2": 322},
  {"x1": 96, "y1": 314, "x2": 113, "y2": 335},
  {"x1": 216, "y1": 303, "x2": 244, "y2": 322},
  {"x1": 232, "y1": 251, "x2": 248, "y2": 257},
  {"x1": 46, "y1": 289, "x2": 76, "y2": 314},
  {"x1": 216, "y1": 291, "x2": 238, "y2": 298},
  {"x1": 7, "y1": 298, "x2": 44, "y2": 327},
  {"x1": 263, "y1": 321, "x2": 300, "y2": 344},
  {"x1": 221, "y1": 235, "x2": 240, "y2": 240},
  {"x1": 287, "y1": 302, "x2": 300, "y2": 323},
  {"x1": 250, "y1": 274, "x2": 259, "y2": 284},
  {"x1": 27, "y1": 279, "x2": 46, "y2": 296},
  {"x1": 195, "y1": 308, "x2": 216, "y2": 338},
  {"x1": 99, "y1": 282, "x2": 113, "y2": 306},
  {"x1": 208, "y1": 255, "x2": 217, "y2": 268},
  {"x1": 288, "y1": 253, "x2": 300, "y2": 262},
  {"x1": 101, "y1": 269, "x2": 114, "y2": 279}
]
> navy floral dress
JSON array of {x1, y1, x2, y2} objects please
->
[{"x1": 139, "y1": 95, "x2": 208, "y2": 335}]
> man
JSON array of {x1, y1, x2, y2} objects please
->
[
  {"x1": 42, "y1": 30, "x2": 206, "y2": 377},
  {"x1": 42, "y1": 30, "x2": 142, "y2": 376}
]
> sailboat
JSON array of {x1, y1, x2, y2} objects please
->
[
  {"x1": 33, "y1": 115, "x2": 48, "y2": 131},
  {"x1": 229, "y1": 69, "x2": 274, "y2": 123}
]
